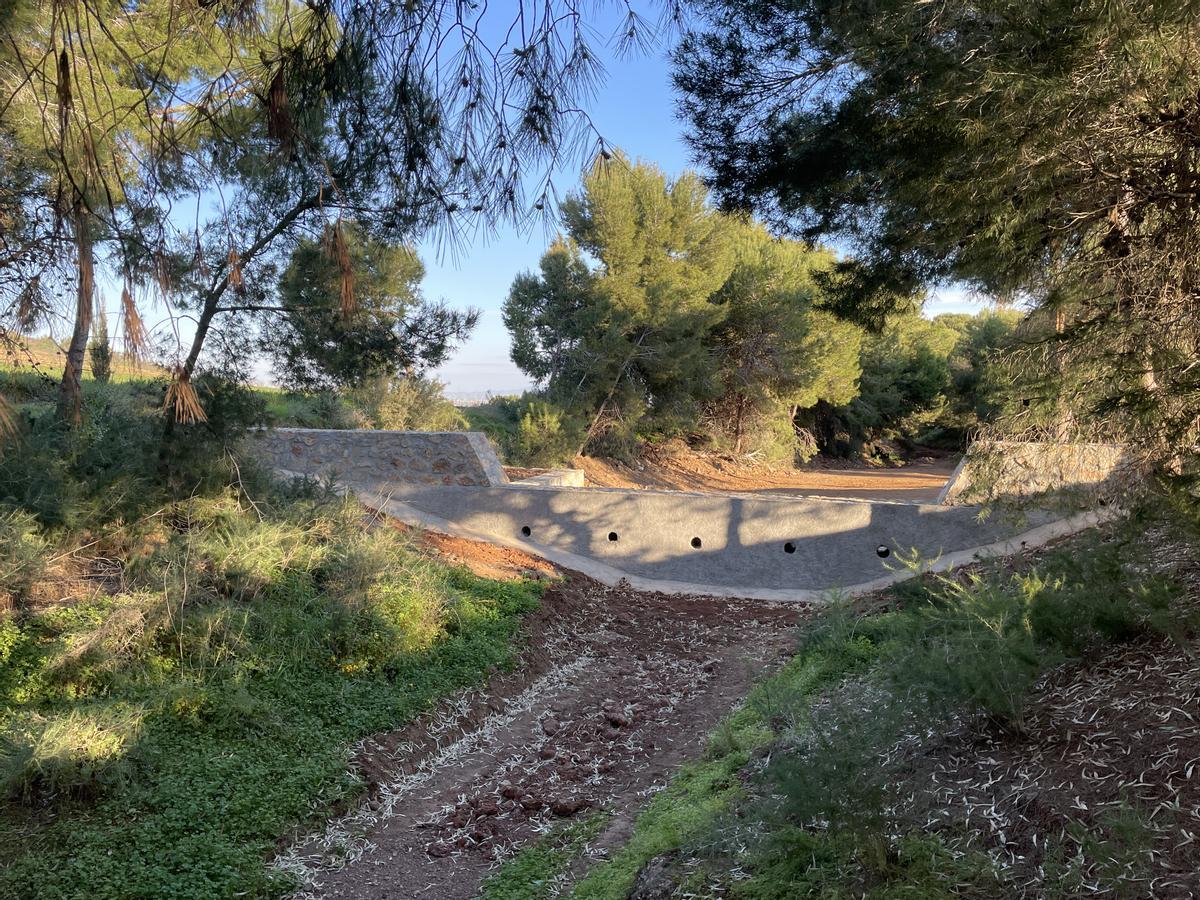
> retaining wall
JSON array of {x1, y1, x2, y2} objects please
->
[
  {"x1": 938, "y1": 441, "x2": 1134, "y2": 505},
  {"x1": 347, "y1": 477, "x2": 1065, "y2": 599},
  {"x1": 249, "y1": 429, "x2": 1109, "y2": 601},
  {"x1": 248, "y1": 428, "x2": 508, "y2": 487}
]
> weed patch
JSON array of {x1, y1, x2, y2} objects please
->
[
  {"x1": 569, "y1": 508, "x2": 1196, "y2": 898},
  {"x1": 0, "y1": 487, "x2": 541, "y2": 898},
  {"x1": 481, "y1": 811, "x2": 611, "y2": 900}
]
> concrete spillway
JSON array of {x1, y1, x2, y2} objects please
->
[{"x1": 250, "y1": 429, "x2": 1116, "y2": 602}]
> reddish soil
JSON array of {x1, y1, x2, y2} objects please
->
[
  {"x1": 572, "y1": 446, "x2": 958, "y2": 502},
  {"x1": 274, "y1": 537, "x2": 806, "y2": 899},
  {"x1": 400, "y1": 523, "x2": 560, "y2": 583}
]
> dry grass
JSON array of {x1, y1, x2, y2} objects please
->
[{"x1": 0, "y1": 335, "x2": 166, "y2": 381}]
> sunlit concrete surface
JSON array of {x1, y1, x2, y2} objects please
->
[{"x1": 256, "y1": 430, "x2": 1114, "y2": 602}]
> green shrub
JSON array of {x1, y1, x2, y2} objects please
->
[
  {"x1": 88, "y1": 317, "x2": 113, "y2": 385},
  {"x1": 0, "y1": 376, "x2": 263, "y2": 530},
  {"x1": 736, "y1": 828, "x2": 1002, "y2": 899},
  {"x1": 463, "y1": 394, "x2": 585, "y2": 467},
  {"x1": 352, "y1": 375, "x2": 467, "y2": 431},
  {"x1": 0, "y1": 510, "x2": 46, "y2": 606},
  {"x1": 747, "y1": 411, "x2": 809, "y2": 467},
  {"x1": 0, "y1": 369, "x2": 56, "y2": 404},
  {"x1": 872, "y1": 539, "x2": 1183, "y2": 730},
  {"x1": 481, "y1": 812, "x2": 611, "y2": 900},
  {"x1": 0, "y1": 707, "x2": 142, "y2": 802},
  {"x1": 748, "y1": 518, "x2": 1190, "y2": 892},
  {"x1": 267, "y1": 390, "x2": 363, "y2": 429},
  {"x1": 265, "y1": 377, "x2": 467, "y2": 433},
  {"x1": 40, "y1": 593, "x2": 167, "y2": 699},
  {"x1": 514, "y1": 400, "x2": 584, "y2": 468},
  {"x1": 566, "y1": 511, "x2": 1193, "y2": 899}
]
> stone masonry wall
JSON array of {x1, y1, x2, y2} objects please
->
[
  {"x1": 247, "y1": 428, "x2": 508, "y2": 486},
  {"x1": 938, "y1": 441, "x2": 1135, "y2": 505}
]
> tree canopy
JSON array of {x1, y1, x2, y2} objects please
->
[
  {"x1": 0, "y1": 1, "x2": 682, "y2": 430},
  {"x1": 505, "y1": 156, "x2": 866, "y2": 459},
  {"x1": 267, "y1": 224, "x2": 476, "y2": 391},
  {"x1": 676, "y1": 0, "x2": 1200, "y2": 464},
  {"x1": 707, "y1": 223, "x2": 860, "y2": 454}
]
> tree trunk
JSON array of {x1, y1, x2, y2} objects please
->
[
  {"x1": 575, "y1": 332, "x2": 648, "y2": 458},
  {"x1": 732, "y1": 395, "x2": 746, "y2": 455},
  {"x1": 160, "y1": 190, "x2": 323, "y2": 458},
  {"x1": 57, "y1": 202, "x2": 94, "y2": 425}
]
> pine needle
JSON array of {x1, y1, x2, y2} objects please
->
[
  {"x1": 120, "y1": 284, "x2": 146, "y2": 362},
  {"x1": 228, "y1": 248, "x2": 243, "y2": 290},
  {"x1": 165, "y1": 374, "x2": 207, "y2": 425},
  {"x1": 324, "y1": 220, "x2": 355, "y2": 317},
  {"x1": 192, "y1": 231, "x2": 209, "y2": 279},
  {"x1": 153, "y1": 251, "x2": 171, "y2": 298},
  {"x1": 16, "y1": 276, "x2": 40, "y2": 330},
  {"x1": 266, "y1": 67, "x2": 294, "y2": 155}
]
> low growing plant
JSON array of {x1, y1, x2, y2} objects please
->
[{"x1": 0, "y1": 484, "x2": 543, "y2": 898}]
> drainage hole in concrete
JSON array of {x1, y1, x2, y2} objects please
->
[
  {"x1": 608, "y1": 531, "x2": 619, "y2": 542},
  {"x1": 521, "y1": 525, "x2": 532, "y2": 537},
  {"x1": 876, "y1": 545, "x2": 890, "y2": 558},
  {"x1": 784, "y1": 542, "x2": 796, "y2": 554},
  {"x1": 691, "y1": 537, "x2": 703, "y2": 549}
]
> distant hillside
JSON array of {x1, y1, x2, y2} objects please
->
[
  {"x1": 1, "y1": 335, "x2": 168, "y2": 380},
  {"x1": 447, "y1": 390, "x2": 521, "y2": 406}
]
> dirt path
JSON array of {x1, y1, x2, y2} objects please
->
[
  {"x1": 274, "y1": 540, "x2": 805, "y2": 899},
  {"x1": 572, "y1": 449, "x2": 959, "y2": 502}
]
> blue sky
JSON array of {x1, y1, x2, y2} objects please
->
[
  {"x1": 422, "y1": 23, "x2": 979, "y2": 396},
  {"x1": 423, "y1": 26, "x2": 693, "y2": 395}
]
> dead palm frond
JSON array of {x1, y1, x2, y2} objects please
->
[
  {"x1": 164, "y1": 373, "x2": 207, "y2": 424},
  {"x1": 56, "y1": 47, "x2": 71, "y2": 131},
  {"x1": 120, "y1": 284, "x2": 146, "y2": 362}
]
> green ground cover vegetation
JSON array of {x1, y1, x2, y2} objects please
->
[{"x1": 0, "y1": 375, "x2": 543, "y2": 898}]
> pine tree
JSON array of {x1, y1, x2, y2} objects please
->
[
  {"x1": 88, "y1": 310, "x2": 112, "y2": 385},
  {"x1": 676, "y1": 0, "x2": 1200, "y2": 466},
  {"x1": 506, "y1": 155, "x2": 737, "y2": 444},
  {"x1": 706, "y1": 222, "x2": 861, "y2": 455},
  {"x1": 505, "y1": 156, "x2": 865, "y2": 457},
  {"x1": 268, "y1": 223, "x2": 477, "y2": 390}
]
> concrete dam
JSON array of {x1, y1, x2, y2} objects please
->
[{"x1": 250, "y1": 429, "x2": 1123, "y2": 601}]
